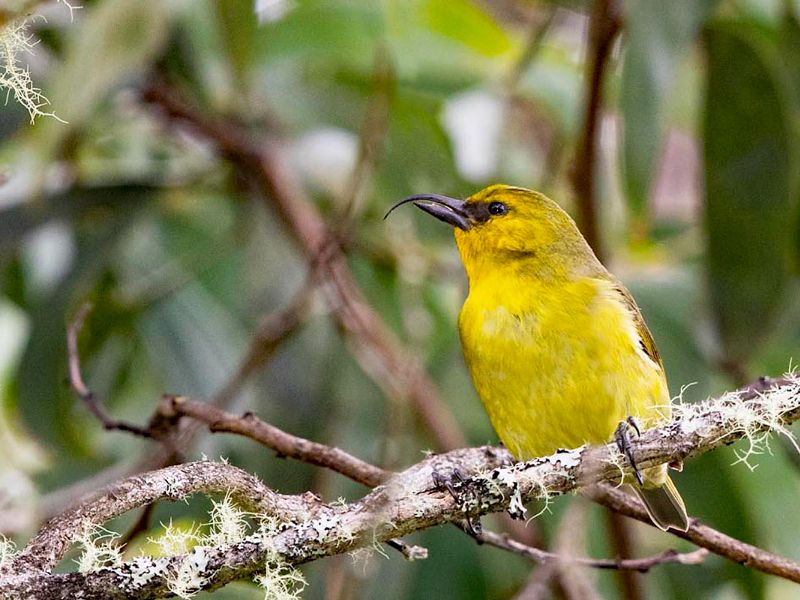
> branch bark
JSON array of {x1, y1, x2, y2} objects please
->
[
  {"x1": 10, "y1": 462, "x2": 319, "y2": 575},
  {"x1": 155, "y1": 394, "x2": 389, "y2": 488},
  {"x1": 4, "y1": 377, "x2": 800, "y2": 598}
]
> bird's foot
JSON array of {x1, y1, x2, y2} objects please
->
[
  {"x1": 432, "y1": 468, "x2": 483, "y2": 536},
  {"x1": 614, "y1": 416, "x2": 644, "y2": 486}
]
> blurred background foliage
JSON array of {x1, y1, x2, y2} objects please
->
[{"x1": 1, "y1": 0, "x2": 799, "y2": 598}]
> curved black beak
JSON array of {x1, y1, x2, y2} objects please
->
[{"x1": 383, "y1": 194, "x2": 470, "y2": 230}]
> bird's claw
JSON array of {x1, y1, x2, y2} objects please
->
[
  {"x1": 432, "y1": 468, "x2": 483, "y2": 537},
  {"x1": 615, "y1": 416, "x2": 644, "y2": 486}
]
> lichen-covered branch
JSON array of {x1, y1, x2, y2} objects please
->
[
  {"x1": 3, "y1": 377, "x2": 800, "y2": 598},
  {"x1": 9, "y1": 461, "x2": 320, "y2": 575}
]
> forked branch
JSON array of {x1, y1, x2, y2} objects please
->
[{"x1": 3, "y1": 376, "x2": 799, "y2": 598}]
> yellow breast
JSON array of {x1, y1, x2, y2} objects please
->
[{"x1": 458, "y1": 274, "x2": 669, "y2": 460}]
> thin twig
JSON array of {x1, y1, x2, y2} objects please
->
[
  {"x1": 67, "y1": 303, "x2": 151, "y2": 438},
  {"x1": 587, "y1": 483, "x2": 800, "y2": 583},
  {"x1": 155, "y1": 395, "x2": 390, "y2": 488},
  {"x1": 385, "y1": 538, "x2": 429, "y2": 561},
  {"x1": 477, "y1": 529, "x2": 708, "y2": 572}
]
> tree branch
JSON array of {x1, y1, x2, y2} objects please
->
[
  {"x1": 67, "y1": 303, "x2": 151, "y2": 438},
  {"x1": 10, "y1": 461, "x2": 320, "y2": 574},
  {"x1": 587, "y1": 483, "x2": 800, "y2": 583},
  {"x1": 154, "y1": 394, "x2": 389, "y2": 488},
  {"x1": 4, "y1": 377, "x2": 800, "y2": 598}
]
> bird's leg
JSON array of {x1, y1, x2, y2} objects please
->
[
  {"x1": 614, "y1": 416, "x2": 644, "y2": 486},
  {"x1": 431, "y1": 468, "x2": 462, "y2": 500},
  {"x1": 432, "y1": 468, "x2": 483, "y2": 536}
]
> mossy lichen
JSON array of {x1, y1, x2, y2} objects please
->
[{"x1": 0, "y1": 1, "x2": 76, "y2": 123}]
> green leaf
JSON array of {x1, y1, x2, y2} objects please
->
[
  {"x1": 137, "y1": 287, "x2": 245, "y2": 399},
  {"x1": 214, "y1": 0, "x2": 257, "y2": 86},
  {"x1": 258, "y1": 0, "x2": 382, "y2": 66},
  {"x1": 422, "y1": 0, "x2": 511, "y2": 57},
  {"x1": 703, "y1": 22, "x2": 794, "y2": 363},
  {"x1": 619, "y1": 0, "x2": 717, "y2": 217}
]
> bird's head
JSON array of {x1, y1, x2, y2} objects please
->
[{"x1": 386, "y1": 184, "x2": 599, "y2": 280}]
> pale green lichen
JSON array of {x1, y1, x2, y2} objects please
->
[
  {"x1": 0, "y1": 18, "x2": 52, "y2": 123},
  {"x1": 602, "y1": 446, "x2": 628, "y2": 488},
  {"x1": 254, "y1": 552, "x2": 307, "y2": 600},
  {"x1": 672, "y1": 373, "x2": 800, "y2": 471},
  {"x1": 205, "y1": 491, "x2": 249, "y2": 547},
  {"x1": 148, "y1": 519, "x2": 202, "y2": 557},
  {"x1": 254, "y1": 517, "x2": 306, "y2": 600},
  {"x1": 74, "y1": 523, "x2": 123, "y2": 573},
  {"x1": 140, "y1": 497, "x2": 307, "y2": 599},
  {"x1": 0, "y1": 1, "x2": 77, "y2": 123},
  {"x1": 348, "y1": 546, "x2": 376, "y2": 573},
  {"x1": 0, "y1": 535, "x2": 16, "y2": 569},
  {"x1": 146, "y1": 519, "x2": 207, "y2": 598}
]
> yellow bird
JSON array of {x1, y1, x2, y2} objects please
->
[{"x1": 387, "y1": 184, "x2": 688, "y2": 531}]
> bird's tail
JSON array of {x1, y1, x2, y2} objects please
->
[{"x1": 634, "y1": 475, "x2": 689, "y2": 532}]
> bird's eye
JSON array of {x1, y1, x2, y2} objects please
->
[{"x1": 488, "y1": 201, "x2": 507, "y2": 216}]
